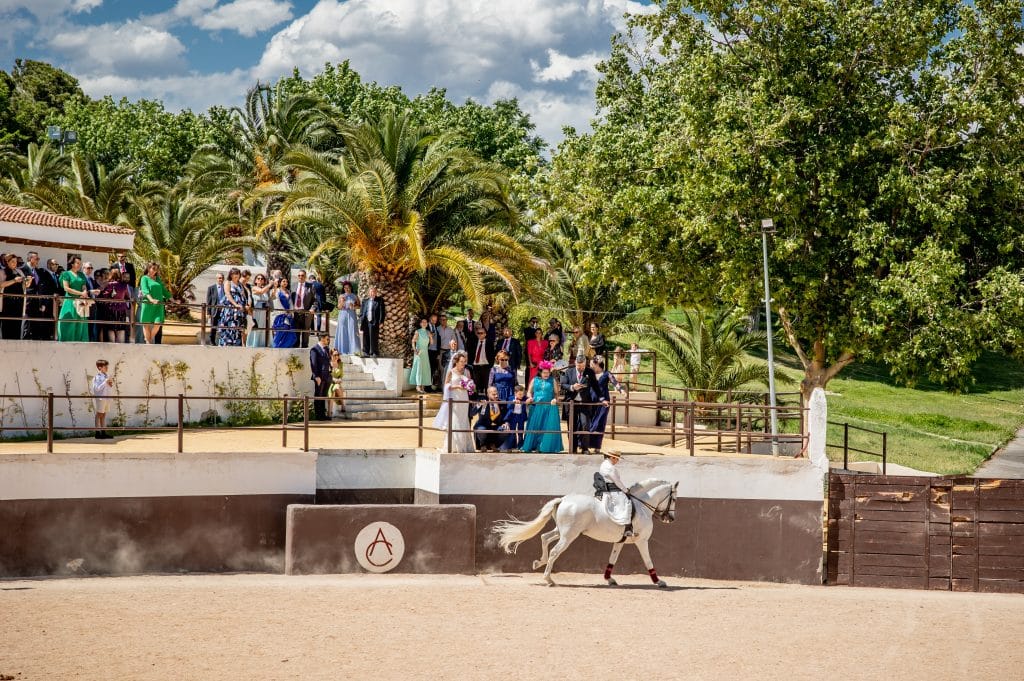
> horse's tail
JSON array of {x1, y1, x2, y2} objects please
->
[{"x1": 492, "y1": 497, "x2": 562, "y2": 554}]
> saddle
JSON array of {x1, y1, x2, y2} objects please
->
[{"x1": 592, "y1": 472, "x2": 620, "y2": 499}]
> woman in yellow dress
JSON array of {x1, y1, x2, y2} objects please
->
[{"x1": 138, "y1": 262, "x2": 169, "y2": 344}]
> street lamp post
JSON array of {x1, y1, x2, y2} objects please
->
[
  {"x1": 760, "y1": 218, "x2": 779, "y2": 456},
  {"x1": 46, "y1": 126, "x2": 78, "y2": 155}
]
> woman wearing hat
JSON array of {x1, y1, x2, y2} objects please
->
[{"x1": 599, "y1": 451, "x2": 634, "y2": 537}]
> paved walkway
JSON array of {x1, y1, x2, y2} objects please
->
[
  {"x1": 974, "y1": 427, "x2": 1024, "y2": 478},
  {"x1": 0, "y1": 418, "x2": 737, "y2": 457}
]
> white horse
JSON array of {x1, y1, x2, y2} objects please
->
[{"x1": 492, "y1": 478, "x2": 678, "y2": 587}]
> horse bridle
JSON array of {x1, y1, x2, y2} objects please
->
[{"x1": 629, "y1": 485, "x2": 676, "y2": 522}]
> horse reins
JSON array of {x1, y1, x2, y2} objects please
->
[{"x1": 629, "y1": 487, "x2": 675, "y2": 520}]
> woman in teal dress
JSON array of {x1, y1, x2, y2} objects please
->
[
  {"x1": 409, "y1": 317, "x2": 434, "y2": 393},
  {"x1": 521, "y1": 361, "x2": 563, "y2": 453},
  {"x1": 57, "y1": 255, "x2": 92, "y2": 342},
  {"x1": 139, "y1": 262, "x2": 168, "y2": 344}
]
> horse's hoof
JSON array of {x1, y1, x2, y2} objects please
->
[
  {"x1": 545, "y1": 579, "x2": 556, "y2": 587},
  {"x1": 657, "y1": 580, "x2": 668, "y2": 588},
  {"x1": 606, "y1": 578, "x2": 618, "y2": 587},
  {"x1": 532, "y1": 560, "x2": 543, "y2": 570}
]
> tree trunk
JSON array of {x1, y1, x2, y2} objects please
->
[
  {"x1": 376, "y1": 276, "x2": 412, "y2": 359},
  {"x1": 266, "y1": 236, "x2": 289, "y2": 279},
  {"x1": 777, "y1": 308, "x2": 856, "y2": 404}
]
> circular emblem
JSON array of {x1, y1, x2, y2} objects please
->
[{"x1": 354, "y1": 522, "x2": 405, "y2": 573}]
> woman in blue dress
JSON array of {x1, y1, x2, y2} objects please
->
[
  {"x1": 521, "y1": 361, "x2": 563, "y2": 453},
  {"x1": 488, "y1": 350, "x2": 517, "y2": 403},
  {"x1": 588, "y1": 355, "x2": 623, "y2": 453},
  {"x1": 271, "y1": 277, "x2": 298, "y2": 349},
  {"x1": 217, "y1": 267, "x2": 246, "y2": 346},
  {"x1": 409, "y1": 317, "x2": 433, "y2": 393},
  {"x1": 332, "y1": 281, "x2": 360, "y2": 355}
]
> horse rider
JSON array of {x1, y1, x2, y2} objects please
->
[{"x1": 597, "y1": 451, "x2": 635, "y2": 537}]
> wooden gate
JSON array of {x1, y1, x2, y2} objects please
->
[{"x1": 827, "y1": 473, "x2": 1024, "y2": 593}]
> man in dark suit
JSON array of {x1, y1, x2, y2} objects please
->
[
  {"x1": 561, "y1": 354, "x2": 597, "y2": 453},
  {"x1": 469, "y1": 325, "x2": 492, "y2": 398},
  {"x1": 20, "y1": 251, "x2": 56, "y2": 340},
  {"x1": 494, "y1": 324, "x2": 522, "y2": 378},
  {"x1": 205, "y1": 273, "x2": 224, "y2": 345},
  {"x1": 427, "y1": 312, "x2": 440, "y2": 391},
  {"x1": 308, "y1": 274, "x2": 327, "y2": 333},
  {"x1": 309, "y1": 333, "x2": 332, "y2": 420},
  {"x1": 359, "y1": 285, "x2": 385, "y2": 357},
  {"x1": 292, "y1": 269, "x2": 315, "y2": 348},
  {"x1": 114, "y1": 253, "x2": 136, "y2": 289},
  {"x1": 521, "y1": 316, "x2": 540, "y2": 348},
  {"x1": 474, "y1": 385, "x2": 508, "y2": 452}
]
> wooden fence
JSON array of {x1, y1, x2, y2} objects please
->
[{"x1": 827, "y1": 473, "x2": 1024, "y2": 593}]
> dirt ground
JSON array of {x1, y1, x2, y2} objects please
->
[{"x1": 1, "y1": 573, "x2": 1021, "y2": 681}]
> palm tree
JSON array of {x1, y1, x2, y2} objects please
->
[
  {"x1": 187, "y1": 82, "x2": 335, "y2": 272},
  {"x1": 1, "y1": 141, "x2": 69, "y2": 196},
  {"x1": 264, "y1": 112, "x2": 540, "y2": 357},
  {"x1": 13, "y1": 153, "x2": 145, "y2": 224},
  {"x1": 131, "y1": 188, "x2": 254, "y2": 313},
  {"x1": 614, "y1": 308, "x2": 790, "y2": 402}
]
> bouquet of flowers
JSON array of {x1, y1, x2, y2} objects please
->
[{"x1": 460, "y1": 376, "x2": 476, "y2": 394}]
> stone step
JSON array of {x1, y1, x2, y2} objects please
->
[
  {"x1": 344, "y1": 401, "x2": 424, "y2": 413},
  {"x1": 339, "y1": 377, "x2": 387, "y2": 388},
  {"x1": 336, "y1": 408, "x2": 436, "y2": 421},
  {"x1": 338, "y1": 389, "x2": 398, "y2": 400}
]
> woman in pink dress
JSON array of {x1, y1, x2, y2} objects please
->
[{"x1": 526, "y1": 327, "x2": 546, "y2": 385}]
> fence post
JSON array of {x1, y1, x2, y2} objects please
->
[
  {"x1": 882, "y1": 431, "x2": 887, "y2": 476},
  {"x1": 177, "y1": 393, "x2": 184, "y2": 453},
  {"x1": 655, "y1": 386, "x2": 662, "y2": 426},
  {"x1": 281, "y1": 395, "x2": 289, "y2": 447},
  {"x1": 200, "y1": 304, "x2": 207, "y2": 346},
  {"x1": 265, "y1": 307, "x2": 271, "y2": 347},
  {"x1": 687, "y1": 403, "x2": 695, "y2": 456},
  {"x1": 610, "y1": 396, "x2": 616, "y2": 440},
  {"x1": 735, "y1": 404, "x2": 742, "y2": 454},
  {"x1": 128, "y1": 299, "x2": 136, "y2": 344},
  {"x1": 417, "y1": 395, "x2": 424, "y2": 448},
  {"x1": 302, "y1": 396, "x2": 310, "y2": 452},
  {"x1": 670, "y1": 400, "x2": 677, "y2": 449},
  {"x1": 46, "y1": 392, "x2": 54, "y2": 453},
  {"x1": 568, "y1": 399, "x2": 575, "y2": 454},
  {"x1": 843, "y1": 422, "x2": 849, "y2": 470},
  {"x1": 651, "y1": 350, "x2": 657, "y2": 388},
  {"x1": 447, "y1": 396, "x2": 453, "y2": 454}
]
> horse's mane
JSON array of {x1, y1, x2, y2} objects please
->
[{"x1": 629, "y1": 478, "x2": 673, "y2": 496}]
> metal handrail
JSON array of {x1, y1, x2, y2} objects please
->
[{"x1": 827, "y1": 420, "x2": 888, "y2": 475}]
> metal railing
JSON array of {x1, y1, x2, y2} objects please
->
[
  {"x1": 828, "y1": 420, "x2": 888, "y2": 475},
  {"x1": 0, "y1": 390, "x2": 808, "y2": 456}
]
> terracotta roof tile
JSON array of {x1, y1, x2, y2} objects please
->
[{"x1": 0, "y1": 203, "x2": 135, "y2": 236}]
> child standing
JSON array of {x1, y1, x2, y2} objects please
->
[
  {"x1": 91, "y1": 359, "x2": 114, "y2": 439},
  {"x1": 501, "y1": 384, "x2": 528, "y2": 451},
  {"x1": 629, "y1": 342, "x2": 642, "y2": 385}
]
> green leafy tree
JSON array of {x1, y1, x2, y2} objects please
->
[
  {"x1": 541, "y1": 0, "x2": 1024, "y2": 397},
  {"x1": 0, "y1": 59, "x2": 83, "y2": 150},
  {"x1": 54, "y1": 96, "x2": 213, "y2": 185},
  {"x1": 264, "y1": 112, "x2": 538, "y2": 358}
]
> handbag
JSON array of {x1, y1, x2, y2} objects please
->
[{"x1": 74, "y1": 298, "x2": 93, "y2": 317}]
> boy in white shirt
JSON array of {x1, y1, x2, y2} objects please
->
[
  {"x1": 629, "y1": 342, "x2": 642, "y2": 384},
  {"x1": 91, "y1": 359, "x2": 114, "y2": 439}
]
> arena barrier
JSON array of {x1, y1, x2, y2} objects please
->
[{"x1": 285, "y1": 504, "x2": 476, "y2": 575}]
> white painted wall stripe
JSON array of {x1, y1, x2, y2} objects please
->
[
  {"x1": 0, "y1": 451, "x2": 317, "y2": 500},
  {"x1": 317, "y1": 449, "x2": 416, "y2": 490}
]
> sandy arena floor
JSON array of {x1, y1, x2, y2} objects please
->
[{"x1": 1, "y1": 572, "x2": 1021, "y2": 681}]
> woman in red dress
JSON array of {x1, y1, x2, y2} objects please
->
[{"x1": 526, "y1": 327, "x2": 546, "y2": 385}]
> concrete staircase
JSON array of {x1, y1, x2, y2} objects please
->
[{"x1": 335, "y1": 355, "x2": 436, "y2": 421}]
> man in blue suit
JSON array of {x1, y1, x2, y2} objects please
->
[{"x1": 310, "y1": 333, "x2": 332, "y2": 420}]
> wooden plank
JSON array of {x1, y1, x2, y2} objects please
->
[
  {"x1": 852, "y1": 530, "x2": 928, "y2": 544},
  {"x1": 855, "y1": 564, "x2": 928, "y2": 578},
  {"x1": 978, "y1": 523, "x2": 1024, "y2": 536},
  {"x1": 951, "y1": 578, "x2": 974, "y2": 592},
  {"x1": 976, "y1": 480, "x2": 1024, "y2": 497},
  {"x1": 853, "y1": 483, "x2": 929, "y2": 496},
  {"x1": 978, "y1": 498, "x2": 1024, "y2": 511},
  {"x1": 853, "y1": 519, "x2": 929, "y2": 533},
  {"x1": 854, "y1": 499, "x2": 928, "y2": 512},
  {"x1": 928, "y1": 577, "x2": 951, "y2": 591},
  {"x1": 977, "y1": 555, "x2": 1024, "y2": 569},
  {"x1": 979, "y1": 510, "x2": 1024, "y2": 523},
  {"x1": 978, "y1": 567, "x2": 1024, "y2": 580},
  {"x1": 849, "y1": 541, "x2": 928, "y2": 556},
  {"x1": 847, "y1": 553, "x2": 927, "y2": 568},
  {"x1": 853, "y1": 509, "x2": 933, "y2": 522},
  {"x1": 853, "y1": 574, "x2": 928, "y2": 589},
  {"x1": 843, "y1": 474, "x2": 936, "y2": 485},
  {"x1": 976, "y1": 579, "x2": 1024, "y2": 594}
]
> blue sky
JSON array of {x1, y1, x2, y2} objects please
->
[{"x1": 0, "y1": 0, "x2": 655, "y2": 145}]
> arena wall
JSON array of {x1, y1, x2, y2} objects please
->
[
  {"x1": 0, "y1": 451, "x2": 316, "y2": 577},
  {"x1": 285, "y1": 504, "x2": 476, "y2": 575}
]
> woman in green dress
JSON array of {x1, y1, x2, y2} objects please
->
[
  {"x1": 409, "y1": 317, "x2": 434, "y2": 393},
  {"x1": 57, "y1": 256, "x2": 94, "y2": 342},
  {"x1": 139, "y1": 262, "x2": 168, "y2": 344}
]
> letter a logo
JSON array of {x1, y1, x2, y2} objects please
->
[{"x1": 354, "y1": 522, "x2": 406, "y2": 573}]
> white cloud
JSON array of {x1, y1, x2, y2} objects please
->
[
  {"x1": 49, "y1": 21, "x2": 187, "y2": 78},
  {"x1": 78, "y1": 68, "x2": 252, "y2": 112},
  {"x1": 0, "y1": 0, "x2": 101, "y2": 18},
  {"x1": 530, "y1": 49, "x2": 602, "y2": 84},
  {"x1": 177, "y1": 0, "x2": 294, "y2": 37},
  {"x1": 486, "y1": 80, "x2": 595, "y2": 148}
]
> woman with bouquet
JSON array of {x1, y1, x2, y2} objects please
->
[
  {"x1": 434, "y1": 350, "x2": 476, "y2": 452},
  {"x1": 332, "y1": 281, "x2": 360, "y2": 355},
  {"x1": 521, "y1": 360, "x2": 563, "y2": 453}
]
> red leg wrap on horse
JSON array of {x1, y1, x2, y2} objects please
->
[
  {"x1": 648, "y1": 568, "x2": 659, "y2": 583},
  {"x1": 604, "y1": 564, "x2": 614, "y2": 580}
]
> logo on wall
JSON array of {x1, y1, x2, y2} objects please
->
[{"x1": 354, "y1": 521, "x2": 405, "y2": 573}]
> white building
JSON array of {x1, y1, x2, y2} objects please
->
[{"x1": 0, "y1": 203, "x2": 135, "y2": 268}]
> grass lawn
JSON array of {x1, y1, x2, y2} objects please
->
[{"x1": 618, "y1": 335, "x2": 1024, "y2": 475}]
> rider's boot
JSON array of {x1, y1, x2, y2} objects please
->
[{"x1": 623, "y1": 523, "x2": 635, "y2": 537}]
